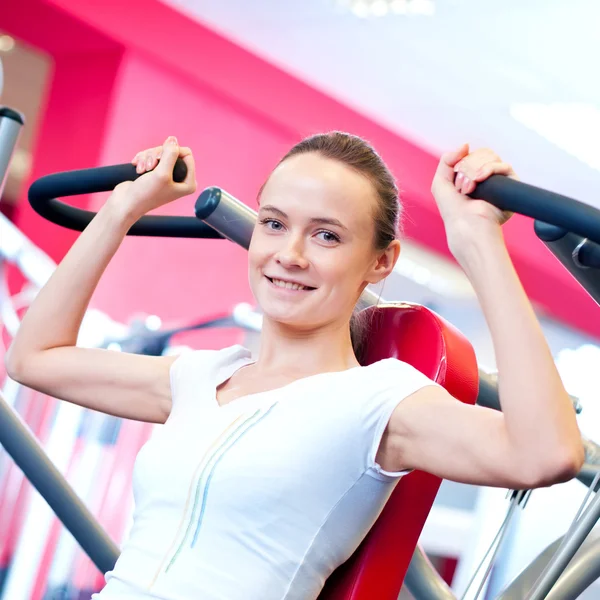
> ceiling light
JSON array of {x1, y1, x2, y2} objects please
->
[
  {"x1": 351, "y1": 0, "x2": 370, "y2": 18},
  {"x1": 338, "y1": 0, "x2": 435, "y2": 18},
  {"x1": 371, "y1": 0, "x2": 389, "y2": 16},
  {"x1": 510, "y1": 103, "x2": 600, "y2": 172},
  {"x1": 409, "y1": 0, "x2": 436, "y2": 15},
  {"x1": 0, "y1": 35, "x2": 15, "y2": 53},
  {"x1": 390, "y1": 0, "x2": 409, "y2": 14}
]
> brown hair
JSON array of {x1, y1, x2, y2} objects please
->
[{"x1": 277, "y1": 131, "x2": 402, "y2": 360}]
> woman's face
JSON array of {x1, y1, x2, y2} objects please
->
[{"x1": 248, "y1": 153, "x2": 397, "y2": 333}]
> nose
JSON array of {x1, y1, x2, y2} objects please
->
[{"x1": 275, "y1": 234, "x2": 309, "y2": 269}]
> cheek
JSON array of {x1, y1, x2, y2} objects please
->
[
  {"x1": 248, "y1": 248, "x2": 263, "y2": 279},
  {"x1": 324, "y1": 249, "x2": 372, "y2": 291},
  {"x1": 248, "y1": 233, "x2": 271, "y2": 279},
  {"x1": 312, "y1": 256, "x2": 354, "y2": 297},
  {"x1": 248, "y1": 229, "x2": 263, "y2": 262}
]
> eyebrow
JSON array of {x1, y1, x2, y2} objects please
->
[{"x1": 259, "y1": 205, "x2": 349, "y2": 231}]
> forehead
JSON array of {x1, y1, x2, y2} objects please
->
[{"x1": 261, "y1": 154, "x2": 377, "y2": 232}]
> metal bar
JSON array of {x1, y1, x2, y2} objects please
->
[
  {"x1": 0, "y1": 107, "x2": 25, "y2": 199},
  {"x1": 546, "y1": 536, "x2": 600, "y2": 600},
  {"x1": 526, "y1": 489, "x2": 600, "y2": 599},
  {"x1": 405, "y1": 545, "x2": 457, "y2": 600},
  {"x1": 497, "y1": 533, "x2": 600, "y2": 600},
  {"x1": 0, "y1": 392, "x2": 119, "y2": 574},
  {"x1": 535, "y1": 221, "x2": 600, "y2": 306}
]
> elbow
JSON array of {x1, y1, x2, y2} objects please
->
[
  {"x1": 4, "y1": 346, "x2": 20, "y2": 381},
  {"x1": 4, "y1": 346, "x2": 29, "y2": 384},
  {"x1": 522, "y1": 442, "x2": 585, "y2": 488}
]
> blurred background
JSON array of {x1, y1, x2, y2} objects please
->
[{"x1": 0, "y1": 0, "x2": 599, "y2": 598}]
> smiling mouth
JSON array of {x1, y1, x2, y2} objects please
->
[{"x1": 266, "y1": 276, "x2": 317, "y2": 291}]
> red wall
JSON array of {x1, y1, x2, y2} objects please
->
[
  {"x1": 1, "y1": 0, "x2": 123, "y2": 262},
  {"x1": 91, "y1": 51, "x2": 296, "y2": 347},
  {"x1": 2, "y1": 0, "x2": 599, "y2": 340}
]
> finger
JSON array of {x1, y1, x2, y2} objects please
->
[
  {"x1": 145, "y1": 152, "x2": 155, "y2": 172},
  {"x1": 443, "y1": 143, "x2": 470, "y2": 168},
  {"x1": 167, "y1": 146, "x2": 193, "y2": 180},
  {"x1": 145, "y1": 147, "x2": 162, "y2": 172},
  {"x1": 136, "y1": 152, "x2": 147, "y2": 174},
  {"x1": 148, "y1": 150, "x2": 161, "y2": 171},
  {"x1": 132, "y1": 146, "x2": 163, "y2": 171},
  {"x1": 155, "y1": 136, "x2": 180, "y2": 177},
  {"x1": 454, "y1": 171, "x2": 465, "y2": 191},
  {"x1": 461, "y1": 175, "x2": 476, "y2": 195},
  {"x1": 175, "y1": 153, "x2": 197, "y2": 193},
  {"x1": 437, "y1": 143, "x2": 470, "y2": 182},
  {"x1": 142, "y1": 147, "x2": 161, "y2": 172},
  {"x1": 138, "y1": 151, "x2": 155, "y2": 173},
  {"x1": 455, "y1": 149, "x2": 501, "y2": 179},
  {"x1": 472, "y1": 161, "x2": 516, "y2": 183}
]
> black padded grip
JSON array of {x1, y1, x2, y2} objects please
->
[
  {"x1": 471, "y1": 176, "x2": 600, "y2": 246},
  {"x1": 0, "y1": 107, "x2": 26, "y2": 124},
  {"x1": 28, "y1": 159, "x2": 223, "y2": 239}
]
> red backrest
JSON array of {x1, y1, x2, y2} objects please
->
[{"x1": 318, "y1": 303, "x2": 479, "y2": 600}]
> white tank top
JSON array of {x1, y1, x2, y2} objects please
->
[{"x1": 94, "y1": 345, "x2": 438, "y2": 600}]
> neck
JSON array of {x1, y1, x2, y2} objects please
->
[{"x1": 253, "y1": 317, "x2": 360, "y2": 378}]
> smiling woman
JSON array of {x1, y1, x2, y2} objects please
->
[
  {"x1": 251, "y1": 132, "x2": 401, "y2": 359},
  {"x1": 5, "y1": 132, "x2": 584, "y2": 600}
]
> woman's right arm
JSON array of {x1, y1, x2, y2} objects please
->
[{"x1": 5, "y1": 137, "x2": 196, "y2": 424}]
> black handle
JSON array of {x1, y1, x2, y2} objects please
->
[
  {"x1": 28, "y1": 159, "x2": 224, "y2": 239},
  {"x1": 0, "y1": 106, "x2": 26, "y2": 124},
  {"x1": 471, "y1": 176, "x2": 600, "y2": 246}
]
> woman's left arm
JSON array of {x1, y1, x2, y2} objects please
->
[{"x1": 381, "y1": 145, "x2": 585, "y2": 489}]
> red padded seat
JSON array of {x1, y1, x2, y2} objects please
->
[{"x1": 318, "y1": 303, "x2": 479, "y2": 600}]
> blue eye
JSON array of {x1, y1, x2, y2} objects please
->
[
  {"x1": 316, "y1": 230, "x2": 341, "y2": 244},
  {"x1": 260, "y1": 218, "x2": 284, "y2": 231}
]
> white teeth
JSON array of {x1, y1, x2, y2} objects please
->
[{"x1": 271, "y1": 278, "x2": 307, "y2": 291}]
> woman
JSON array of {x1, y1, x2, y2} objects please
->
[{"x1": 6, "y1": 133, "x2": 584, "y2": 599}]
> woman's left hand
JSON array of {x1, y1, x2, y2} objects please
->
[{"x1": 431, "y1": 144, "x2": 518, "y2": 256}]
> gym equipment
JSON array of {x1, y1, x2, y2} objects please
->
[
  {"x1": 27, "y1": 159, "x2": 219, "y2": 238},
  {"x1": 319, "y1": 303, "x2": 478, "y2": 599},
  {"x1": 0, "y1": 154, "x2": 598, "y2": 598},
  {"x1": 0, "y1": 107, "x2": 23, "y2": 200}
]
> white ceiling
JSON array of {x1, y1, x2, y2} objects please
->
[{"x1": 162, "y1": 0, "x2": 600, "y2": 207}]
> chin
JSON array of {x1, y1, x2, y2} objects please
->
[{"x1": 259, "y1": 300, "x2": 309, "y2": 326}]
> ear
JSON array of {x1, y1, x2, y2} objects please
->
[{"x1": 366, "y1": 239, "x2": 401, "y2": 284}]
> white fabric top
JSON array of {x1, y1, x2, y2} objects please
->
[{"x1": 94, "y1": 345, "x2": 438, "y2": 600}]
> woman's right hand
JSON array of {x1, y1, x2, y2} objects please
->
[{"x1": 108, "y1": 136, "x2": 197, "y2": 221}]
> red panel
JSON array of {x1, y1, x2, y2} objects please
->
[
  {"x1": 1, "y1": 0, "x2": 124, "y2": 262},
  {"x1": 85, "y1": 51, "x2": 295, "y2": 348},
  {"x1": 0, "y1": 0, "x2": 118, "y2": 54}
]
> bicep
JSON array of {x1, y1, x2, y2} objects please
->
[
  {"x1": 385, "y1": 387, "x2": 526, "y2": 488},
  {"x1": 9, "y1": 347, "x2": 176, "y2": 423}
]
